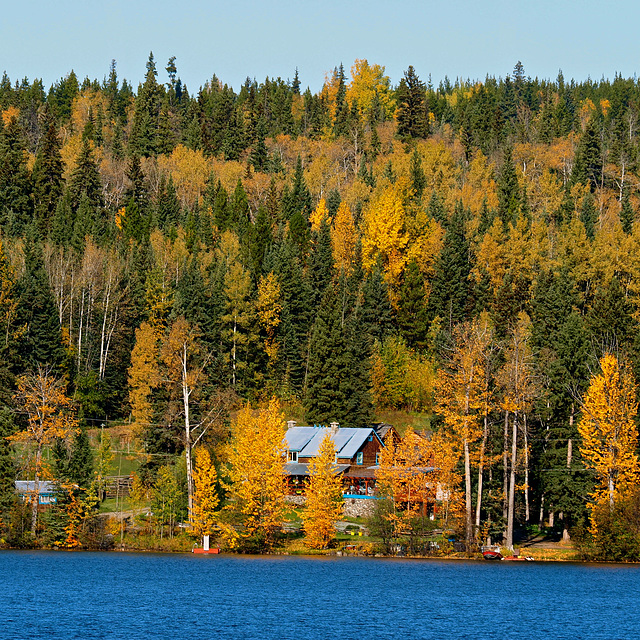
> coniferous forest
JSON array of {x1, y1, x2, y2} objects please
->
[{"x1": 2, "y1": 55, "x2": 640, "y2": 557}]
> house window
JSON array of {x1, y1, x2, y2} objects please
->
[
  {"x1": 375, "y1": 452, "x2": 380, "y2": 465},
  {"x1": 356, "y1": 451, "x2": 363, "y2": 465},
  {"x1": 288, "y1": 451, "x2": 298, "y2": 463}
]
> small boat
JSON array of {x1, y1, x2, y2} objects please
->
[
  {"x1": 482, "y1": 549, "x2": 503, "y2": 561},
  {"x1": 502, "y1": 554, "x2": 534, "y2": 561}
]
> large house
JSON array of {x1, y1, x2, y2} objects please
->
[{"x1": 283, "y1": 423, "x2": 392, "y2": 496}]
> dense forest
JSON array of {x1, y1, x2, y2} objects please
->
[{"x1": 1, "y1": 54, "x2": 640, "y2": 555}]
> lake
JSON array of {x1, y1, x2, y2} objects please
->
[{"x1": 1, "y1": 551, "x2": 638, "y2": 639}]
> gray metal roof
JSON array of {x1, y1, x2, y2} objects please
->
[
  {"x1": 284, "y1": 426, "x2": 377, "y2": 459},
  {"x1": 338, "y1": 428, "x2": 375, "y2": 458},
  {"x1": 15, "y1": 481, "x2": 57, "y2": 494},
  {"x1": 283, "y1": 426, "x2": 318, "y2": 452},
  {"x1": 284, "y1": 462, "x2": 350, "y2": 477}
]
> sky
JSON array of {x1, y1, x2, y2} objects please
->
[{"x1": 2, "y1": 0, "x2": 640, "y2": 93}]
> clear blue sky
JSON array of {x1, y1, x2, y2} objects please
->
[{"x1": 2, "y1": 0, "x2": 639, "y2": 93}]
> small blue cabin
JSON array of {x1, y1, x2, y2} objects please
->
[{"x1": 15, "y1": 481, "x2": 58, "y2": 506}]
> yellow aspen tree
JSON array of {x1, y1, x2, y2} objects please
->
[
  {"x1": 256, "y1": 273, "x2": 282, "y2": 375},
  {"x1": 128, "y1": 321, "x2": 160, "y2": 433},
  {"x1": 331, "y1": 201, "x2": 357, "y2": 274},
  {"x1": 11, "y1": 367, "x2": 78, "y2": 534},
  {"x1": 376, "y1": 430, "x2": 441, "y2": 545},
  {"x1": 435, "y1": 318, "x2": 490, "y2": 549},
  {"x1": 309, "y1": 198, "x2": 331, "y2": 232},
  {"x1": 161, "y1": 316, "x2": 207, "y2": 516},
  {"x1": 497, "y1": 312, "x2": 538, "y2": 549},
  {"x1": 578, "y1": 354, "x2": 639, "y2": 518},
  {"x1": 222, "y1": 398, "x2": 287, "y2": 549},
  {"x1": 361, "y1": 184, "x2": 408, "y2": 291},
  {"x1": 190, "y1": 447, "x2": 220, "y2": 539},
  {"x1": 302, "y1": 434, "x2": 344, "y2": 548},
  {"x1": 222, "y1": 260, "x2": 253, "y2": 388}
]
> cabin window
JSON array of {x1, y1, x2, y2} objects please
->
[
  {"x1": 375, "y1": 452, "x2": 380, "y2": 465},
  {"x1": 356, "y1": 451, "x2": 363, "y2": 465},
  {"x1": 368, "y1": 435, "x2": 373, "y2": 441},
  {"x1": 288, "y1": 451, "x2": 298, "y2": 463}
]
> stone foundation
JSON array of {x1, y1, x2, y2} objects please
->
[{"x1": 286, "y1": 494, "x2": 378, "y2": 518}]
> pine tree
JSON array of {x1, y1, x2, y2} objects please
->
[
  {"x1": 308, "y1": 216, "x2": 335, "y2": 308},
  {"x1": 0, "y1": 115, "x2": 33, "y2": 236},
  {"x1": 68, "y1": 138, "x2": 103, "y2": 212},
  {"x1": 572, "y1": 117, "x2": 602, "y2": 191},
  {"x1": 396, "y1": 259, "x2": 428, "y2": 351},
  {"x1": 497, "y1": 147, "x2": 521, "y2": 227},
  {"x1": 620, "y1": 188, "x2": 635, "y2": 234},
  {"x1": 427, "y1": 200, "x2": 471, "y2": 331},
  {"x1": 396, "y1": 66, "x2": 428, "y2": 139},
  {"x1": 129, "y1": 52, "x2": 163, "y2": 157},
  {"x1": 15, "y1": 238, "x2": 64, "y2": 370},
  {"x1": 333, "y1": 64, "x2": 350, "y2": 138},
  {"x1": 409, "y1": 149, "x2": 426, "y2": 201},
  {"x1": 580, "y1": 191, "x2": 598, "y2": 239},
  {"x1": 32, "y1": 116, "x2": 64, "y2": 235}
]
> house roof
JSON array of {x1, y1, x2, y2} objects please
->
[
  {"x1": 15, "y1": 481, "x2": 57, "y2": 494},
  {"x1": 284, "y1": 426, "x2": 380, "y2": 459},
  {"x1": 284, "y1": 462, "x2": 350, "y2": 477}
]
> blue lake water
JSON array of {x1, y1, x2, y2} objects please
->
[{"x1": 1, "y1": 551, "x2": 639, "y2": 639}]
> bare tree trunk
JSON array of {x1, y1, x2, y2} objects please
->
[
  {"x1": 181, "y1": 343, "x2": 194, "y2": 517},
  {"x1": 503, "y1": 411, "x2": 509, "y2": 523},
  {"x1": 464, "y1": 438, "x2": 473, "y2": 550},
  {"x1": 506, "y1": 411, "x2": 518, "y2": 549},
  {"x1": 475, "y1": 413, "x2": 488, "y2": 531},
  {"x1": 524, "y1": 414, "x2": 530, "y2": 522}
]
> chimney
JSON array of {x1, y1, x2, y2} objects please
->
[
  {"x1": 286, "y1": 420, "x2": 296, "y2": 430},
  {"x1": 329, "y1": 421, "x2": 339, "y2": 434}
]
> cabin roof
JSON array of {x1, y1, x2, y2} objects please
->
[
  {"x1": 284, "y1": 426, "x2": 380, "y2": 458},
  {"x1": 284, "y1": 462, "x2": 350, "y2": 477},
  {"x1": 15, "y1": 481, "x2": 57, "y2": 494}
]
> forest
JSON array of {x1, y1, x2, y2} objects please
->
[{"x1": 1, "y1": 55, "x2": 640, "y2": 557}]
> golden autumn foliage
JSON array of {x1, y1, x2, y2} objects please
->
[
  {"x1": 11, "y1": 368, "x2": 79, "y2": 533},
  {"x1": 257, "y1": 272, "x2": 282, "y2": 366},
  {"x1": 346, "y1": 59, "x2": 394, "y2": 121},
  {"x1": 376, "y1": 429, "x2": 461, "y2": 538},
  {"x1": 221, "y1": 398, "x2": 287, "y2": 549},
  {"x1": 302, "y1": 434, "x2": 344, "y2": 549},
  {"x1": 157, "y1": 144, "x2": 211, "y2": 210},
  {"x1": 578, "y1": 354, "x2": 639, "y2": 518},
  {"x1": 128, "y1": 321, "x2": 161, "y2": 431},
  {"x1": 331, "y1": 201, "x2": 357, "y2": 273},
  {"x1": 361, "y1": 183, "x2": 408, "y2": 288},
  {"x1": 190, "y1": 448, "x2": 220, "y2": 538},
  {"x1": 309, "y1": 198, "x2": 330, "y2": 232}
]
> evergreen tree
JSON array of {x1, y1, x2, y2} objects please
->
[
  {"x1": 282, "y1": 156, "x2": 312, "y2": 219},
  {"x1": 620, "y1": 188, "x2": 635, "y2": 234},
  {"x1": 333, "y1": 64, "x2": 350, "y2": 138},
  {"x1": 0, "y1": 115, "x2": 32, "y2": 236},
  {"x1": 497, "y1": 146, "x2": 521, "y2": 226},
  {"x1": 427, "y1": 200, "x2": 471, "y2": 331},
  {"x1": 580, "y1": 190, "x2": 598, "y2": 239},
  {"x1": 305, "y1": 283, "x2": 373, "y2": 428},
  {"x1": 32, "y1": 116, "x2": 64, "y2": 235},
  {"x1": 15, "y1": 237, "x2": 64, "y2": 370},
  {"x1": 68, "y1": 138, "x2": 103, "y2": 212},
  {"x1": 361, "y1": 259, "x2": 394, "y2": 344},
  {"x1": 396, "y1": 66, "x2": 428, "y2": 139},
  {"x1": 0, "y1": 408, "x2": 16, "y2": 527},
  {"x1": 572, "y1": 117, "x2": 602, "y2": 191},
  {"x1": 409, "y1": 149, "x2": 426, "y2": 201},
  {"x1": 396, "y1": 259, "x2": 428, "y2": 351},
  {"x1": 129, "y1": 52, "x2": 163, "y2": 157},
  {"x1": 308, "y1": 217, "x2": 334, "y2": 308}
]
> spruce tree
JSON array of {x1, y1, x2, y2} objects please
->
[
  {"x1": 0, "y1": 115, "x2": 33, "y2": 236},
  {"x1": 620, "y1": 188, "x2": 635, "y2": 234},
  {"x1": 580, "y1": 191, "x2": 598, "y2": 239},
  {"x1": 572, "y1": 117, "x2": 602, "y2": 191},
  {"x1": 15, "y1": 237, "x2": 64, "y2": 370},
  {"x1": 427, "y1": 200, "x2": 471, "y2": 331},
  {"x1": 396, "y1": 259, "x2": 428, "y2": 351},
  {"x1": 32, "y1": 116, "x2": 64, "y2": 235},
  {"x1": 308, "y1": 217, "x2": 334, "y2": 308},
  {"x1": 396, "y1": 66, "x2": 428, "y2": 139},
  {"x1": 497, "y1": 146, "x2": 521, "y2": 227},
  {"x1": 68, "y1": 138, "x2": 103, "y2": 212}
]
